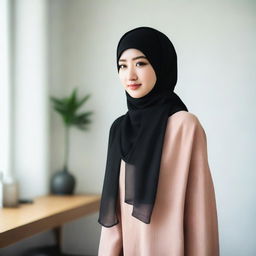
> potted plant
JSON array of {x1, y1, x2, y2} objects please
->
[{"x1": 50, "y1": 88, "x2": 93, "y2": 194}]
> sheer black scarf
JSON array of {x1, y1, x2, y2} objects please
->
[{"x1": 98, "y1": 27, "x2": 188, "y2": 227}]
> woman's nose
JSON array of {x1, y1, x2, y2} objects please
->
[{"x1": 127, "y1": 66, "x2": 138, "y2": 81}]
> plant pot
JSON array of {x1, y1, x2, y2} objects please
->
[{"x1": 50, "y1": 168, "x2": 76, "y2": 195}]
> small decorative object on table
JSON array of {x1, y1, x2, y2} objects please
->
[
  {"x1": 2, "y1": 174, "x2": 19, "y2": 207},
  {"x1": 50, "y1": 88, "x2": 93, "y2": 194}
]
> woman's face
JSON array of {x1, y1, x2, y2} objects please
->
[{"x1": 118, "y1": 48, "x2": 157, "y2": 98}]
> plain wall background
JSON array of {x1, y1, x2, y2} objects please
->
[{"x1": 1, "y1": 0, "x2": 255, "y2": 255}]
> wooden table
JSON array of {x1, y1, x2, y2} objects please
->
[{"x1": 0, "y1": 194, "x2": 101, "y2": 248}]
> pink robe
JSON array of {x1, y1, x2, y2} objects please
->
[{"x1": 98, "y1": 111, "x2": 219, "y2": 256}]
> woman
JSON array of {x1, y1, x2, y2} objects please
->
[{"x1": 98, "y1": 26, "x2": 219, "y2": 256}]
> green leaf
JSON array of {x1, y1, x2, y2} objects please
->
[
  {"x1": 72, "y1": 111, "x2": 93, "y2": 126},
  {"x1": 67, "y1": 88, "x2": 78, "y2": 113},
  {"x1": 54, "y1": 106, "x2": 66, "y2": 116},
  {"x1": 50, "y1": 97, "x2": 63, "y2": 105},
  {"x1": 76, "y1": 94, "x2": 91, "y2": 110},
  {"x1": 50, "y1": 87, "x2": 93, "y2": 130}
]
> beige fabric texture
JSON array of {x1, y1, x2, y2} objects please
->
[{"x1": 98, "y1": 111, "x2": 219, "y2": 256}]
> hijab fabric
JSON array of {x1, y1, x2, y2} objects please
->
[{"x1": 98, "y1": 27, "x2": 188, "y2": 227}]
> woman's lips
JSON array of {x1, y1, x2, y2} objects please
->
[{"x1": 128, "y1": 84, "x2": 141, "y2": 90}]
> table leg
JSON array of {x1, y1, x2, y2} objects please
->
[{"x1": 53, "y1": 226, "x2": 62, "y2": 252}]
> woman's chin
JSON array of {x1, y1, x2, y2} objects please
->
[
  {"x1": 127, "y1": 91, "x2": 146, "y2": 98},
  {"x1": 126, "y1": 87, "x2": 145, "y2": 98}
]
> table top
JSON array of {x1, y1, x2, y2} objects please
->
[{"x1": 0, "y1": 194, "x2": 101, "y2": 247}]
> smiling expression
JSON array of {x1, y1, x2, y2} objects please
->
[{"x1": 118, "y1": 48, "x2": 157, "y2": 98}]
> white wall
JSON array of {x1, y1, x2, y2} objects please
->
[
  {"x1": 13, "y1": 0, "x2": 49, "y2": 199},
  {"x1": 4, "y1": 0, "x2": 254, "y2": 255},
  {"x1": 0, "y1": 0, "x2": 12, "y2": 179},
  {"x1": 0, "y1": 0, "x2": 53, "y2": 255}
]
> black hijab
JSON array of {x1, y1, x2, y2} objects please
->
[{"x1": 98, "y1": 27, "x2": 188, "y2": 227}]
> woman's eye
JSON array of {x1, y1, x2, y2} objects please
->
[
  {"x1": 118, "y1": 62, "x2": 147, "y2": 69},
  {"x1": 136, "y1": 62, "x2": 147, "y2": 67},
  {"x1": 118, "y1": 64, "x2": 126, "y2": 69}
]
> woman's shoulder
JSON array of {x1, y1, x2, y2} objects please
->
[
  {"x1": 167, "y1": 110, "x2": 206, "y2": 136},
  {"x1": 112, "y1": 114, "x2": 125, "y2": 125},
  {"x1": 109, "y1": 114, "x2": 125, "y2": 131},
  {"x1": 168, "y1": 110, "x2": 201, "y2": 126}
]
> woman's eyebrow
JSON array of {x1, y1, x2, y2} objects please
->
[{"x1": 119, "y1": 56, "x2": 147, "y2": 62}]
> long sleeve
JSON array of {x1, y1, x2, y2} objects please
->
[
  {"x1": 184, "y1": 122, "x2": 219, "y2": 256},
  {"x1": 98, "y1": 193, "x2": 123, "y2": 256}
]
